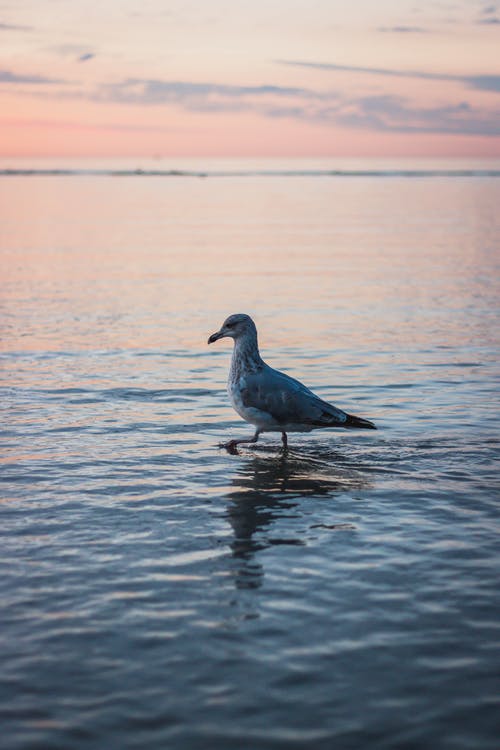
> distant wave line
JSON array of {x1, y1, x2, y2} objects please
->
[{"x1": 1, "y1": 168, "x2": 500, "y2": 178}]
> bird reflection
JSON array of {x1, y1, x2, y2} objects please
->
[{"x1": 224, "y1": 447, "x2": 372, "y2": 591}]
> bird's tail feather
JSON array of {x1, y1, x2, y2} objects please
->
[{"x1": 344, "y1": 413, "x2": 377, "y2": 430}]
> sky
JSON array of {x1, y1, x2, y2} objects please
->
[{"x1": 1, "y1": 0, "x2": 499, "y2": 158}]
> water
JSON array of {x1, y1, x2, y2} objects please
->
[{"x1": 1, "y1": 160, "x2": 499, "y2": 749}]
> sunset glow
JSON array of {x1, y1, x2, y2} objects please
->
[{"x1": 1, "y1": 0, "x2": 499, "y2": 157}]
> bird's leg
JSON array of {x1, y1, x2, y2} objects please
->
[
  {"x1": 281, "y1": 432, "x2": 288, "y2": 450},
  {"x1": 222, "y1": 430, "x2": 261, "y2": 454}
]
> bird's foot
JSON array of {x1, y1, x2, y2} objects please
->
[
  {"x1": 220, "y1": 431, "x2": 260, "y2": 455},
  {"x1": 220, "y1": 439, "x2": 241, "y2": 455}
]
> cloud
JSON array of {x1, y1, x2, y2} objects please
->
[
  {"x1": 278, "y1": 59, "x2": 457, "y2": 80},
  {"x1": 263, "y1": 95, "x2": 500, "y2": 138},
  {"x1": 84, "y1": 75, "x2": 500, "y2": 138},
  {"x1": 474, "y1": 2, "x2": 500, "y2": 21},
  {"x1": 335, "y1": 95, "x2": 500, "y2": 137},
  {"x1": 0, "y1": 21, "x2": 33, "y2": 31},
  {"x1": 0, "y1": 69, "x2": 66, "y2": 84},
  {"x1": 50, "y1": 44, "x2": 96, "y2": 62},
  {"x1": 94, "y1": 79, "x2": 320, "y2": 111},
  {"x1": 277, "y1": 59, "x2": 500, "y2": 93},
  {"x1": 468, "y1": 75, "x2": 500, "y2": 92},
  {"x1": 377, "y1": 26, "x2": 427, "y2": 33},
  {"x1": 6, "y1": 68, "x2": 498, "y2": 139}
]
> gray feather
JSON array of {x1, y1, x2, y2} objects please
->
[{"x1": 240, "y1": 365, "x2": 348, "y2": 426}]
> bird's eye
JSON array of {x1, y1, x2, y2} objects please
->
[{"x1": 226, "y1": 322, "x2": 235, "y2": 329}]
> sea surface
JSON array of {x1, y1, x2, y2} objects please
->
[{"x1": 1, "y1": 158, "x2": 499, "y2": 749}]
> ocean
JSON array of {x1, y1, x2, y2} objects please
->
[{"x1": 1, "y1": 158, "x2": 499, "y2": 749}]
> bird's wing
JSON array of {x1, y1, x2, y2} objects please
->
[{"x1": 240, "y1": 365, "x2": 348, "y2": 427}]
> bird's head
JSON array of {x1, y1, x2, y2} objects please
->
[{"x1": 207, "y1": 313, "x2": 256, "y2": 344}]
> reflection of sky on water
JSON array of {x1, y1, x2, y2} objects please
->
[
  {"x1": 1, "y1": 172, "x2": 499, "y2": 356},
  {"x1": 1, "y1": 172, "x2": 499, "y2": 750}
]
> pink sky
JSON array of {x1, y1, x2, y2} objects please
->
[{"x1": 1, "y1": 0, "x2": 499, "y2": 157}]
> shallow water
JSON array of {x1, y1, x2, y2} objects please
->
[{"x1": 1, "y1": 163, "x2": 499, "y2": 749}]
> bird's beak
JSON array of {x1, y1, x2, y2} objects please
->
[{"x1": 207, "y1": 330, "x2": 223, "y2": 345}]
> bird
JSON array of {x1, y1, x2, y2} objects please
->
[{"x1": 207, "y1": 313, "x2": 376, "y2": 451}]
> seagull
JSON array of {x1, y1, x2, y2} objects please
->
[{"x1": 208, "y1": 313, "x2": 376, "y2": 451}]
